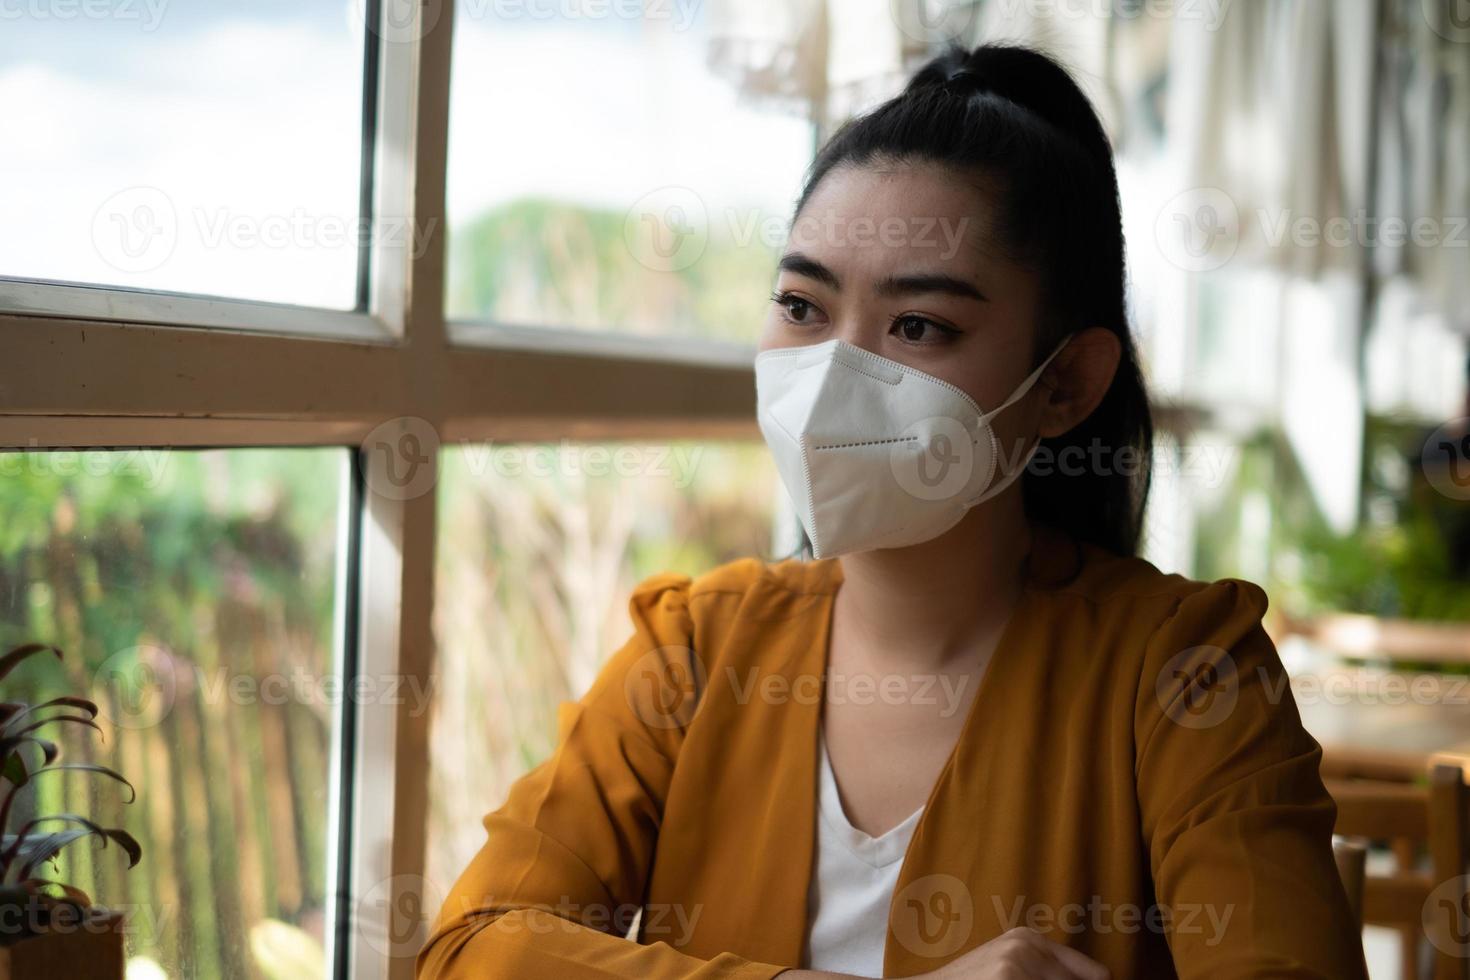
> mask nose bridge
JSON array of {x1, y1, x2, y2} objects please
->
[
  {"x1": 763, "y1": 338, "x2": 994, "y2": 435},
  {"x1": 827, "y1": 339, "x2": 906, "y2": 386}
]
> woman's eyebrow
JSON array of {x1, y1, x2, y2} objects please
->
[
  {"x1": 776, "y1": 252, "x2": 840, "y2": 289},
  {"x1": 775, "y1": 254, "x2": 988, "y2": 303},
  {"x1": 874, "y1": 272, "x2": 988, "y2": 302}
]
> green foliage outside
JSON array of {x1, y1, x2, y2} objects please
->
[
  {"x1": 445, "y1": 196, "x2": 781, "y2": 343},
  {"x1": 0, "y1": 448, "x2": 342, "y2": 979}
]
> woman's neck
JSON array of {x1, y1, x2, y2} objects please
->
[{"x1": 831, "y1": 491, "x2": 1035, "y2": 674}]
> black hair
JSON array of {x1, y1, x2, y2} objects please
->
[{"x1": 789, "y1": 42, "x2": 1154, "y2": 558}]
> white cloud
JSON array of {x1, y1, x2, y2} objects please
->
[{"x1": 0, "y1": 17, "x2": 362, "y2": 308}]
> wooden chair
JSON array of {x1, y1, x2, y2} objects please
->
[
  {"x1": 1334, "y1": 838, "x2": 1367, "y2": 930},
  {"x1": 1323, "y1": 763, "x2": 1470, "y2": 980}
]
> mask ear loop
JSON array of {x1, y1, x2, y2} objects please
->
[{"x1": 968, "y1": 334, "x2": 1075, "y2": 506}]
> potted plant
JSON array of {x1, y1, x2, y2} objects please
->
[{"x1": 0, "y1": 643, "x2": 142, "y2": 980}]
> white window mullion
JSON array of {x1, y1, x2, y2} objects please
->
[{"x1": 346, "y1": 0, "x2": 454, "y2": 978}]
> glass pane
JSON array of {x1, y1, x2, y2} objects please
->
[
  {"x1": 427, "y1": 441, "x2": 779, "y2": 892},
  {"x1": 0, "y1": 448, "x2": 347, "y2": 979},
  {"x1": 444, "y1": 12, "x2": 817, "y2": 341},
  {"x1": 0, "y1": 3, "x2": 366, "y2": 309}
]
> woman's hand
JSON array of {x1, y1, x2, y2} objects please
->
[{"x1": 920, "y1": 926, "x2": 1111, "y2": 980}]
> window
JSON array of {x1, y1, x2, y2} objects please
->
[
  {"x1": 0, "y1": 448, "x2": 348, "y2": 979},
  {"x1": 444, "y1": 8, "x2": 815, "y2": 342},
  {"x1": 0, "y1": 3, "x2": 943, "y2": 979},
  {"x1": 427, "y1": 440, "x2": 779, "y2": 892},
  {"x1": 0, "y1": 1, "x2": 369, "y2": 310}
]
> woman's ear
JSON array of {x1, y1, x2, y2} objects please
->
[{"x1": 1036, "y1": 326, "x2": 1122, "y2": 439}]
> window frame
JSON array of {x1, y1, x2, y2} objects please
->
[{"x1": 0, "y1": 2, "x2": 759, "y2": 979}]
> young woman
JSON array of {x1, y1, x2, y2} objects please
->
[{"x1": 418, "y1": 43, "x2": 1366, "y2": 980}]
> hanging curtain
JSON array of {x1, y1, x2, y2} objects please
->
[
  {"x1": 703, "y1": 0, "x2": 914, "y2": 141},
  {"x1": 1374, "y1": 0, "x2": 1470, "y2": 328}
]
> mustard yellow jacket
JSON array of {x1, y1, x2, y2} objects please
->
[{"x1": 417, "y1": 523, "x2": 1367, "y2": 979}]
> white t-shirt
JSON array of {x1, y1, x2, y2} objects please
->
[{"x1": 803, "y1": 734, "x2": 925, "y2": 977}]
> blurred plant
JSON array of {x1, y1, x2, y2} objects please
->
[
  {"x1": 1291, "y1": 510, "x2": 1470, "y2": 624},
  {"x1": 1193, "y1": 421, "x2": 1470, "y2": 674},
  {"x1": 0, "y1": 643, "x2": 140, "y2": 944},
  {"x1": 1284, "y1": 413, "x2": 1470, "y2": 624}
]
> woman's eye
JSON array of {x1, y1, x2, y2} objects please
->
[
  {"x1": 890, "y1": 314, "x2": 957, "y2": 344},
  {"x1": 772, "y1": 291, "x2": 820, "y2": 324}
]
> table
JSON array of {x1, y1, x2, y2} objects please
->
[{"x1": 1281, "y1": 642, "x2": 1470, "y2": 781}]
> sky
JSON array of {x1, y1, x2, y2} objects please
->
[{"x1": 0, "y1": 0, "x2": 814, "y2": 310}]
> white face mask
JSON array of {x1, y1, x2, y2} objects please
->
[{"x1": 754, "y1": 335, "x2": 1072, "y2": 559}]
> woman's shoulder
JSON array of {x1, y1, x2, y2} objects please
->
[
  {"x1": 627, "y1": 554, "x2": 840, "y2": 605},
  {"x1": 1044, "y1": 526, "x2": 1271, "y2": 639},
  {"x1": 620, "y1": 555, "x2": 841, "y2": 672},
  {"x1": 1045, "y1": 534, "x2": 1286, "y2": 741}
]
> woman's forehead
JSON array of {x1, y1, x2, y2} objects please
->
[
  {"x1": 785, "y1": 163, "x2": 1011, "y2": 277},
  {"x1": 801, "y1": 160, "x2": 992, "y2": 216}
]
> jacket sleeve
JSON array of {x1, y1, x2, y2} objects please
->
[
  {"x1": 1133, "y1": 579, "x2": 1368, "y2": 979},
  {"x1": 416, "y1": 572, "x2": 788, "y2": 980}
]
